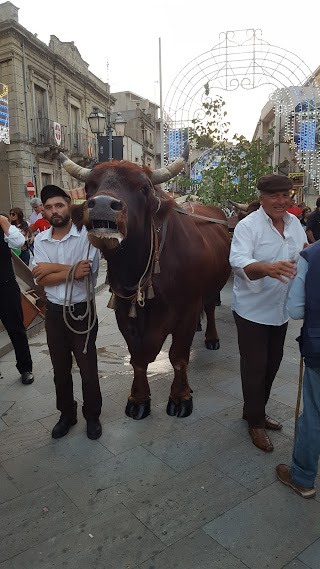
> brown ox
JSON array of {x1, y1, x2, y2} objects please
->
[{"x1": 60, "y1": 150, "x2": 231, "y2": 420}]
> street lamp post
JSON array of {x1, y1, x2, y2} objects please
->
[{"x1": 88, "y1": 107, "x2": 113, "y2": 162}]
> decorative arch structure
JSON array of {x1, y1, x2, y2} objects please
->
[{"x1": 164, "y1": 29, "x2": 320, "y2": 192}]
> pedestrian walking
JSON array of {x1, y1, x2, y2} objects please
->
[
  {"x1": 276, "y1": 240, "x2": 320, "y2": 499},
  {"x1": 32, "y1": 185, "x2": 102, "y2": 440},
  {"x1": 0, "y1": 213, "x2": 34, "y2": 385},
  {"x1": 230, "y1": 174, "x2": 307, "y2": 452}
]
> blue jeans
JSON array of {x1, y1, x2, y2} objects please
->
[{"x1": 291, "y1": 366, "x2": 320, "y2": 488}]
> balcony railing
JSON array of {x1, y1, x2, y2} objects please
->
[
  {"x1": 32, "y1": 118, "x2": 67, "y2": 148},
  {"x1": 69, "y1": 132, "x2": 99, "y2": 160}
]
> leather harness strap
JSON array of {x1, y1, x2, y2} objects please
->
[{"x1": 173, "y1": 204, "x2": 229, "y2": 226}]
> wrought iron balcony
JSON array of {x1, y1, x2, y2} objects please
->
[
  {"x1": 32, "y1": 118, "x2": 67, "y2": 148},
  {"x1": 68, "y1": 131, "x2": 99, "y2": 160}
]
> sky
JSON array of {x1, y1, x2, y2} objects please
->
[{"x1": 17, "y1": 0, "x2": 319, "y2": 140}]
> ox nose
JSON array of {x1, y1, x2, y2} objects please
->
[{"x1": 87, "y1": 196, "x2": 123, "y2": 213}]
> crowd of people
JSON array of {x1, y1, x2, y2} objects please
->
[{"x1": 1, "y1": 175, "x2": 320, "y2": 498}]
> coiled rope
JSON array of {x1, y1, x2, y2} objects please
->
[{"x1": 63, "y1": 246, "x2": 97, "y2": 354}]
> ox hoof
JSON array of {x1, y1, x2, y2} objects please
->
[
  {"x1": 125, "y1": 399, "x2": 151, "y2": 420},
  {"x1": 166, "y1": 397, "x2": 193, "y2": 418},
  {"x1": 205, "y1": 339, "x2": 220, "y2": 350}
]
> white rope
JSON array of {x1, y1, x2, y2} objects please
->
[{"x1": 62, "y1": 245, "x2": 97, "y2": 354}]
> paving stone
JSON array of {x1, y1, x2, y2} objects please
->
[
  {"x1": 298, "y1": 538, "x2": 320, "y2": 568},
  {"x1": 137, "y1": 529, "x2": 248, "y2": 569},
  {"x1": 2, "y1": 435, "x2": 113, "y2": 493},
  {"x1": 206, "y1": 433, "x2": 292, "y2": 492},
  {"x1": 124, "y1": 460, "x2": 251, "y2": 546},
  {"x1": 271, "y1": 382, "x2": 300, "y2": 408},
  {"x1": 0, "y1": 383, "x2": 40, "y2": 403},
  {"x1": 98, "y1": 405, "x2": 186, "y2": 455},
  {"x1": 0, "y1": 483, "x2": 84, "y2": 563},
  {"x1": 58, "y1": 445, "x2": 176, "y2": 516},
  {"x1": 142, "y1": 417, "x2": 244, "y2": 473},
  {"x1": 204, "y1": 483, "x2": 320, "y2": 569},
  {"x1": 0, "y1": 466, "x2": 20, "y2": 504},
  {"x1": 282, "y1": 561, "x2": 311, "y2": 569},
  {"x1": 0, "y1": 393, "x2": 59, "y2": 427},
  {"x1": 0, "y1": 504, "x2": 164, "y2": 569},
  {"x1": 0, "y1": 420, "x2": 52, "y2": 462}
]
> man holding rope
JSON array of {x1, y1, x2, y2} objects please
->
[
  {"x1": 276, "y1": 239, "x2": 320, "y2": 499},
  {"x1": 32, "y1": 185, "x2": 102, "y2": 440}
]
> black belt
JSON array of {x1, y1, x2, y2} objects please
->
[{"x1": 46, "y1": 300, "x2": 90, "y2": 313}]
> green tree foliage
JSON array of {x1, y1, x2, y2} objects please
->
[{"x1": 181, "y1": 86, "x2": 274, "y2": 206}]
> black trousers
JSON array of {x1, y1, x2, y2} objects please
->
[
  {"x1": 45, "y1": 305, "x2": 102, "y2": 420},
  {"x1": 233, "y1": 311, "x2": 288, "y2": 427},
  {"x1": 0, "y1": 279, "x2": 32, "y2": 374}
]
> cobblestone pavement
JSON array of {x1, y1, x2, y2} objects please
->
[{"x1": 0, "y1": 278, "x2": 319, "y2": 569}]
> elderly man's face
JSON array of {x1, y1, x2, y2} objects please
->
[
  {"x1": 260, "y1": 191, "x2": 291, "y2": 222},
  {"x1": 33, "y1": 203, "x2": 43, "y2": 214}
]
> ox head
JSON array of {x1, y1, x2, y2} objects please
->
[{"x1": 60, "y1": 146, "x2": 189, "y2": 254}]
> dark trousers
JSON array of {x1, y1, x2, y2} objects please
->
[
  {"x1": 45, "y1": 306, "x2": 102, "y2": 420},
  {"x1": 0, "y1": 280, "x2": 32, "y2": 374},
  {"x1": 233, "y1": 311, "x2": 288, "y2": 427}
]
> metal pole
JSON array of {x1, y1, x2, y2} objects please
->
[
  {"x1": 159, "y1": 37, "x2": 164, "y2": 169},
  {"x1": 107, "y1": 109, "x2": 112, "y2": 161}
]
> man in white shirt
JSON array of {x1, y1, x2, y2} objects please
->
[
  {"x1": 32, "y1": 185, "x2": 102, "y2": 440},
  {"x1": 230, "y1": 174, "x2": 307, "y2": 452},
  {"x1": 29, "y1": 198, "x2": 44, "y2": 226},
  {"x1": 0, "y1": 214, "x2": 34, "y2": 384}
]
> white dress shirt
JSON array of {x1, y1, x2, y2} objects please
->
[
  {"x1": 4, "y1": 225, "x2": 26, "y2": 249},
  {"x1": 29, "y1": 211, "x2": 42, "y2": 225},
  {"x1": 33, "y1": 224, "x2": 99, "y2": 305},
  {"x1": 287, "y1": 255, "x2": 308, "y2": 320},
  {"x1": 230, "y1": 206, "x2": 306, "y2": 325}
]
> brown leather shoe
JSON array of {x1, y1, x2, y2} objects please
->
[
  {"x1": 265, "y1": 415, "x2": 282, "y2": 430},
  {"x1": 249, "y1": 427, "x2": 274, "y2": 452},
  {"x1": 276, "y1": 464, "x2": 316, "y2": 498}
]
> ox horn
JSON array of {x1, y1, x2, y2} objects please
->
[
  {"x1": 227, "y1": 199, "x2": 249, "y2": 212},
  {"x1": 59, "y1": 153, "x2": 91, "y2": 182},
  {"x1": 150, "y1": 142, "x2": 189, "y2": 185}
]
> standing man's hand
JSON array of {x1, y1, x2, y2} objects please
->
[
  {"x1": 265, "y1": 260, "x2": 297, "y2": 283},
  {"x1": 74, "y1": 260, "x2": 92, "y2": 279}
]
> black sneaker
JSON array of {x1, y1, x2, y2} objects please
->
[
  {"x1": 21, "y1": 371, "x2": 34, "y2": 385},
  {"x1": 86, "y1": 417, "x2": 102, "y2": 440},
  {"x1": 52, "y1": 416, "x2": 77, "y2": 439}
]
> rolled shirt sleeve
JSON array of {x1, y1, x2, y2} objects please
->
[
  {"x1": 4, "y1": 225, "x2": 25, "y2": 249},
  {"x1": 229, "y1": 221, "x2": 257, "y2": 281}
]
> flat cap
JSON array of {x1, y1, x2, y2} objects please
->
[{"x1": 257, "y1": 174, "x2": 293, "y2": 194}]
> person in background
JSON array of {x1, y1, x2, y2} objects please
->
[
  {"x1": 287, "y1": 196, "x2": 302, "y2": 218},
  {"x1": 31, "y1": 216, "x2": 51, "y2": 233},
  {"x1": 306, "y1": 197, "x2": 320, "y2": 243},
  {"x1": 230, "y1": 174, "x2": 307, "y2": 453},
  {"x1": 276, "y1": 239, "x2": 320, "y2": 499},
  {"x1": 0, "y1": 213, "x2": 34, "y2": 385},
  {"x1": 32, "y1": 185, "x2": 102, "y2": 440},
  {"x1": 300, "y1": 207, "x2": 311, "y2": 231},
  {"x1": 29, "y1": 197, "x2": 44, "y2": 226},
  {"x1": 10, "y1": 207, "x2": 33, "y2": 266}
]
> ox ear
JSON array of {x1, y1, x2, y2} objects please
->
[{"x1": 70, "y1": 202, "x2": 88, "y2": 231}]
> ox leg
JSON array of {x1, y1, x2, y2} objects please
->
[
  {"x1": 167, "y1": 326, "x2": 195, "y2": 419},
  {"x1": 125, "y1": 365, "x2": 151, "y2": 420},
  {"x1": 204, "y1": 298, "x2": 220, "y2": 350}
]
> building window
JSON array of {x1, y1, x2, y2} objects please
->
[
  {"x1": 34, "y1": 84, "x2": 48, "y2": 144},
  {"x1": 69, "y1": 104, "x2": 81, "y2": 154},
  {"x1": 41, "y1": 172, "x2": 52, "y2": 187}
]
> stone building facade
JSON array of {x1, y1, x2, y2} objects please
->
[{"x1": 0, "y1": 1, "x2": 113, "y2": 215}]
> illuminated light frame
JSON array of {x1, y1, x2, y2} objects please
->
[
  {"x1": 164, "y1": 29, "x2": 320, "y2": 193},
  {"x1": 0, "y1": 82, "x2": 9, "y2": 144}
]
